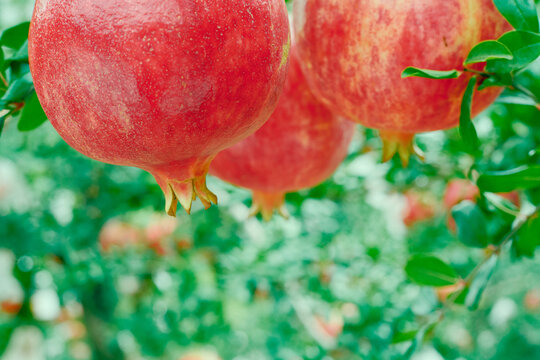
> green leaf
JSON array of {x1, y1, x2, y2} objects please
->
[
  {"x1": 5, "y1": 40, "x2": 29, "y2": 63},
  {"x1": 496, "y1": 90, "x2": 538, "y2": 107},
  {"x1": 459, "y1": 76, "x2": 479, "y2": 154},
  {"x1": 465, "y1": 255, "x2": 498, "y2": 310},
  {"x1": 18, "y1": 91, "x2": 48, "y2": 132},
  {"x1": 477, "y1": 165, "x2": 540, "y2": 192},
  {"x1": 0, "y1": 22, "x2": 30, "y2": 50},
  {"x1": 493, "y1": 0, "x2": 539, "y2": 32},
  {"x1": 452, "y1": 286, "x2": 469, "y2": 305},
  {"x1": 484, "y1": 192, "x2": 520, "y2": 216},
  {"x1": 487, "y1": 31, "x2": 540, "y2": 73},
  {"x1": 464, "y1": 40, "x2": 513, "y2": 65},
  {"x1": 514, "y1": 215, "x2": 540, "y2": 257},
  {"x1": 403, "y1": 322, "x2": 438, "y2": 359},
  {"x1": 452, "y1": 201, "x2": 489, "y2": 248},
  {"x1": 392, "y1": 330, "x2": 419, "y2": 344},
  {"x1": 2, "y1": 41, "x2": 29, "y2": 73},
  {"x1": 0, "y1": 321, "x2": 16, "y2": 355},
  {"x1": 405, "y1": 255, "x2": 459, "y2": 287},
  {"x1": 478, "y1": 74, "x2": 512, "y2": 91},
  {"x1": 0, "y1": 72, "x2": 33, "y2": 104},
  {"x1": 401, "y1": 67, "x2": 461, "y2": 79},
  {"x1": 0, "y1": 46, "x2": 4, "y2": 69}
]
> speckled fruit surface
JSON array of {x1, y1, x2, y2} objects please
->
[
  {"x1": 293, "y1": 0, "x2": 510, "y2": 163},
  {"x1": 29, "y1": 0, "x2": 290, "y2": 215}
]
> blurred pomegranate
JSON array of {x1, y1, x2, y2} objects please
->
[
  {"x1": 211, "y1": 45, "x2": 354, "y2": 220},
  {"x1": 98, "y1": 220, "x2": 140, "y2": 252},
  {"x1": 144, "y1": 216, "x2": 179, "y2": 255},
  {"x1": 524, "y1": 289, "x2": 540, "y2": 312},
  {"x1": 402, "y1": 191, "x2": 437, "y2": 227},
  {"x1": 443, "y1": 179, "x2": 480, "y2": 210}
]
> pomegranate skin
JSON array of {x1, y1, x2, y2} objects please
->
[
  {"x1": 211, "y1": 46, "x2": 355, "y2": 220},
  {"x1": 29, "y1": 0, "x2": 290, "y2": 215},
  {"x1": 293, "y1": 0, "x2": 510, "y2": 163}
]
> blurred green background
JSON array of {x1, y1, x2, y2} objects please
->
[{"x1": 1, "y1": 1, "x2": 540, "y2": 360}]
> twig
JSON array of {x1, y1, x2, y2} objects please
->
[
  {"x1": 0, "y1": 72, "x2": 7, "y2": 87},
  {"x1": 497, "y1": 204, "x2": 540, "y2": 249},
  {"x1": 510, "y1": 83, "x2": 540, "y2": 108},
  {"x1": 463, "y1": 68, "x2": 491, "y2": 78},
  {"x1": 407, "y1": 204, "x2": 540, "y2": 355}
]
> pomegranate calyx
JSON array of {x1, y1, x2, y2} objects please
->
[
  {"x1": 250, "y1": 191, "x2": 289, "y2": 221},
  {"x1": 379, "y1": 130, "x2": 424, "y2": 167},
  {"x1": 161, "y1": 176, "x2": 217, "y2": 217}
]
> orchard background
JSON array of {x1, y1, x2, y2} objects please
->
[{"x1": 1, "y1": 0, "x2": 540, "y2": 360}]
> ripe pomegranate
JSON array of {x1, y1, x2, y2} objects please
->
[
  {"x1": 293, "y1": 0, "x2": 509, "y2": 164},
  {"x1": 98, "y1": 220, "x2": 140, "y2": 252},
  {"x1": 144, "y1": 215, "x2": 178, "y2": 255},
  {"x1": 443, "y1": 179, "x2": 480, "y2": 210},
  {"x1": 29, "y1": 0, "x2": 290, "y2": 215},
  {"x1": 402, "y1": 191, "x2": 437, "y2": 227},
  {"x1": 210, "y1": 45, "x2": 354, "y2": 220},
  {"x1": 444, "y1": 179, "x2": 520, "y2": 231}
]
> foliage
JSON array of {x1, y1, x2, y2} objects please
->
[{"x1": 1, "y1": 1, "x2": 540, "y2": 360}]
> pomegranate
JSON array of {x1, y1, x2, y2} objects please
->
[
  {"x1": 144, "y1": 215, "x2": 179, "y2": 255},
  {"x1": 402, "y1": 191, "x2": 437, "y2": 227},
  {"x1": 210, "y1": 45, "x2": 354, "y2": 220},
  {"x1": 29, "y1": 0, "x2": 290, "y2": 215},
  {"x1": 293, "y1": 0, "x2": 509, "y2": 164},
  {"x1": 443, "y1": 179, "x2": 481, "y2": 210},
  {"x1": 98, "y1": 220, "x2": 140, "y2": 252}
]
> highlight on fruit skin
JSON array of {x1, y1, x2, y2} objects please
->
[
  {"x1": 28, "y1": 0, "x2": 291, "y2": 216},
  {"x1": 210, "y1": 44, "x2": 355, "y2": 221},
  {"x1": 293, "y1": 0, "x2": 511, "y2": 166}
]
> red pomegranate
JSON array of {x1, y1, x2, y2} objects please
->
[
  {"x1": 98, "y1": 220, "x2": 140, "y2": 252},
  {"x1": 443, "y1": 179, "x2": 481, "y2": 210},
  {"x1": 29, "y1": 0, "x2": 290, "y2": 215},
  {"x1": 402, "y1": 191, "x2": 437, "y2": 227},
  {"x1": 293, "y1": 0, "x2": 510, "y2": 164},
  {"x1": 210, "y1": 46, "x2": 355, "y2": 220}
]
